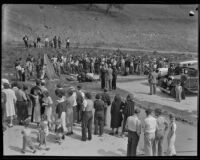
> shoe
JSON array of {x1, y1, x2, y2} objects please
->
[
  {"x1": 70, "y1": 131, "x2": 73, "y2": 135},
  {"x1": 82, "y1": 139, "x2": 86, "y2": 141},
  {"x1": 62, "y1": 135, "x2": 65, "y2": 139},
  {"x1": 115, "y1": 131, "x2": 118, "y2": 135},
  {"x1": 88, "y1": 137, "x2": 92, "y2": 140},
  {"x1": 109, "y1": 132, "x2": 114, "y2": 135}
]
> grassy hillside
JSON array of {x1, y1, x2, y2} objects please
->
[{"x1": 2, "y1": 4, "x2": 198, "y2": 52}]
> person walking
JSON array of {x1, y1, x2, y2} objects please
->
[
  {"x1": 153, "y1": 108, "x2": 169, "y2": 156},
  {"x1": 126, "y1": 108, "x2": 142, "y2": 156},
  {"x1": 2, "y1": 82, "x2": 17, "y2": 128},
  {"x1": 82, "y1": 92, "x2": 93, "y2": 141},
  {"x1": 167, "y1": 114, "x2": 177, "y2": 156},
  {"x1": 94, "y1": 93, "x2": 105, "y2": 136},
  {"x1": 110, "y1": 94, "x2": 123, "y2": 135},
  {"x1": 143, "y1": 108, "x2": 157, "y2": 156},
  {"x1": 53, "y1": 36, "x2": 57, "y2": 48},
  {"x1": 148, "y1": 69, "x2": 158, "y2": 95},
  {"x1": 101, "y1": 88, "x2": 111, "y2": 126},
  {"x1": 58, "y1": 36, "x2": 62, "y2": 49},
  {"x1": 121, "y1": 94, "x2": 136, "y2": 137}
]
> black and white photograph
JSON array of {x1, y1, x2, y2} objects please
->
[{"x1": 1, "y1": 3, "x2": 198, "y2": 157}]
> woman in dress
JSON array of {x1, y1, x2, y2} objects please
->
[
  {"x1": 42, "y1": 90, "x2": 53, "y2": 130},
  {"x1": 65, "y1": 89, "x2": 74, "y2": 135},
  {"x1": 2, "y1": 82, "x2": 17, "y2": 127},
  {"x1": 110, "y1": 94, "x2": 123, "y2": 135},
  {"x1": 30, "y1": 89, "x2": 41, "y2": 125},
  {"x1": 167, "y1": 114, "x2": 177, "y2": 156}
]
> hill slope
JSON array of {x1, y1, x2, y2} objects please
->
[{"x1": 2, "y1": 4, "x2": 198, "y2": 52}]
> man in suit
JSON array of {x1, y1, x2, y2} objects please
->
[{"x1": 148, "y1": 69, "x2": 158, "y2": 95}]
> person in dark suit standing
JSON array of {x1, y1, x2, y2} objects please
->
[
  {"x1": 112, "y1": 66, "x2": 118, "y2": 90},
  {"x1": 94, "y1": 93, "x2": 105, "y2": 136},
  {"x1": 100, "y1": 64, "x2": 106, "y2": 89},
  {"x1": 121, "y1": 94, "x2": 136, "y2": 137}
]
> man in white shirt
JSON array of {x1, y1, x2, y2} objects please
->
[
  {"x1": 126, "y1": 108, "x2": 142, "y2": 156},
  {"x1": 143, "y1": 108, "x2": 157, "y2": 156}
]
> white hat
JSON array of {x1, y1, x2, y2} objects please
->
[
  {"x1": 2, "y1": 78, "x2": 9, "y2": 84},
  {"x1": 189, "y1": 11, "x2": 195, "y2": 16}
]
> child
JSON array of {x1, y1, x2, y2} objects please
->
[
  {"x1": 167, "y1": 114, "x2": 177, "y2": 156},
  {"x1": 21, "y1": 120, "x2": 36, "y2": 154},
  {"x1": 175, "y1": 81, "x2": 182, "y2": 102},
  {"x1": 38, "y1": 115, "x2": 50, "y2": 150},
  {"x1": 55, "y1": 118, "x2": 64, "y2": 145},
  {"x1": 42, "y1": 90, "x2": 53, "y2": 130}
]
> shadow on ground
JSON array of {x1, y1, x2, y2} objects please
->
[{"x1": 98, "y1": 149, "x2": 122, "y2": 156}]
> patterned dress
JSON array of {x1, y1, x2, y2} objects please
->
[{"x1": 167, "y1": 121, "x2": 177, "y2": 156}]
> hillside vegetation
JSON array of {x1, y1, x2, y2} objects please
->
[{"x1": 2, "y1": 4, "x2": 198, "y2": 52}]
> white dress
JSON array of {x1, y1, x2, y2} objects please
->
[
  {"x1": 2, "y1": 89, "x2": 17, "y2": 117},
  {"x1": 167, "y1": 122, "x2": 177, "y2": 156}
]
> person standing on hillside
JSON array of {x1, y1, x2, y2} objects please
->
[
  {"x1": 23, "y1": 35, "x2": 29, "y2": 48},
  {"x1": 153, "y1": 108, "x2": 169, "y2": 156},
  {"x1": 44, "y1": 36, "x2": 49, "y2": 47},
  {"x1": 66, "y1": 37, "x2": 70, "y2": 49},
  {"x1": 53, "y1": 36, "x2": 57, "y2": 48},
  {"x1": 58, "y1": 36, "x2": 62, "y2": 49},
  {"x1": 37, "y1": 36, "x2": 41, "y2": 48}
]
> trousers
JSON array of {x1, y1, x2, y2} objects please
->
[
  {"x1": 150, "y1": 83, "x2": 156, "y2": 95},
  {"x1": 94, "y1": 111, "x2": 104, "y2": 136},
  {"x1": 82, "y1": 111, "x2": 93, "y2": 140},
  {"x1": 153, "y1": 132, "x2": 165, "y2": 156},
  {"x1": 144, "y1": 132, "x2": 155, "y2": 156},
  {"x1": 127, "y1": 131, "x2": 139, "y2": 156}
]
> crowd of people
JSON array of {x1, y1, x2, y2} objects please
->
[
  {"x1": 23, "y1": 35, "x2": 70, "y2": 49},
  {"x1": 2, "y1": 78, "x2": 177, "y2": 156}
]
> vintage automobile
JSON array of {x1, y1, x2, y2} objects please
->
[{"x1": 158, "y1": 63, "x2": 198, "y2": 97}]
